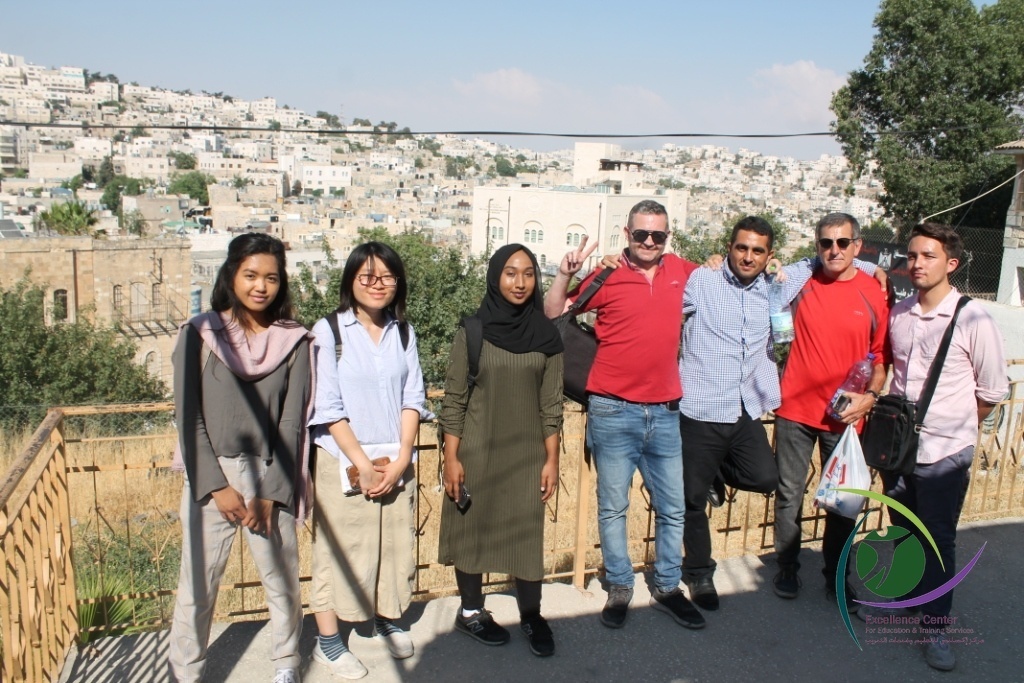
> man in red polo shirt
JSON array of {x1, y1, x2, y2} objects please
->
[
  {"x1": 772, "y1": 212, "x2": 889, "y2": 612},
  {"x1": 546, "y1": 200, "x2": 704, "y2": 631}
]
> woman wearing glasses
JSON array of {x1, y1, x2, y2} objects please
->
[{"x1": 308, "y1": 242, "x2": 429, "y2": 679}]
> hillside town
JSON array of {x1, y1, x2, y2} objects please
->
[{"x1": 0, "y1": 48, "x2": 896, "y2": 384}]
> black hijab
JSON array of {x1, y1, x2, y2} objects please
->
[{"x1": 474, "y1": 244, "x2": 564, "y2": 355}]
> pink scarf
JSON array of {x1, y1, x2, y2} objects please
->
[{"x1": 172, "y1": 311, "x2": 316, "y2": 524}]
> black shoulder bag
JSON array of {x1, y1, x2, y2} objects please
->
[
  {"x1": 552, "y1": 268, "x2": 612, "y2": 407},
  {"x1": 861, "y1": 296, "x2": 970, "y2": 475}
]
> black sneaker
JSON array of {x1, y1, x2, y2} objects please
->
[
  {"x1": 773, "y1": 568, "x2": 801, "y2": 599},
  {"x1": 454, "y1": 609, "x2": 510, "y2": 646},
  {"x1": 600, "y1": 585, "x2": 633, "y2": 629},
  {"x1": 649, "y1": 587, "x2": 706, "y2": 629},
  {"x1": 520, "y1": 615, "x2": 555, "y2": 657},
  {"x1": 825, "y1": 582, "x2": 861, "y2": 614},
  {"x1": 684, "y1": 576, "x2": 720, "y2": 611}
]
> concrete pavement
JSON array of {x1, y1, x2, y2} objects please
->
[{"x1": 61, "y1": 517, "x2": 1022, "y2": 683}]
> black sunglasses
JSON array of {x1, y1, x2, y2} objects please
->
[
  {"x1": 818, "y1": 237, "x2": 857, "y2": 250},
  {"x1": 629, "y1": 229, "x2": 669, "y2": 245}
]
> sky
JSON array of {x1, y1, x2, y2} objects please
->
[{"x1": 1, "y1": 1, "x2": 887, "y2": 160}]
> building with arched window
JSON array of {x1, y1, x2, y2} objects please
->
[
  {"x1": 470, "y1": 143, "x2": 688, "y2": 273},
  {"x1": 0, "y1": 236, "x2": 192, "y2": 385},
  {"x1": 471, "y1": 187, "x2": 687, "y2": 275}
]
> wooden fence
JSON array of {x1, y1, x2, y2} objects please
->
[{"x1": 1, "y1": 374, "x2": 1023, "y2": 682}]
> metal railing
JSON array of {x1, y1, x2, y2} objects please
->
[{"x1": 1, "y1": 375, "x2": 1023, "y2": 682}]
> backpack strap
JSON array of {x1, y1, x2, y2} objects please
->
[
  {"x1": 327, "y1": 311, "x2": 343, "y2": 361},
  {"x1": 914, "y1": 296, "x2": 971, "y2": 428},
  {"x1": 398, "y1": 321, "x2": 409, "y2": 350},
  {"x1": 461, "y1": 315, "x2": 484, "y2": 395},
  {"x1": 568, "y1": 267, "x2": 613, "y2": 313}
]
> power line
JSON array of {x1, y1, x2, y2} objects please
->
[
  {"x1": 0, "y1": 120, "x2": 994, "y2": 140},
  {"x1": 920, "y1": 165, "x2": 1024, "y2": 223}
]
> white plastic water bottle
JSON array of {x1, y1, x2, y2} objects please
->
[
  {"x1": 769, "y1": 278, "x2": 794, "y2": 343},
  {"x1": 828, "y1": 353, "x2": 875, "y2": 420}
]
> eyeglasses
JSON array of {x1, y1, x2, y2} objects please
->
[
  {"x1": 818, "y1": 237, "x2": 858, "y2": 250},
  {"x1": 357, "y1": 274, "x2": 399, "y2": 287},
  {"x1": 629, "y1": 229, "x2": 669, "y2": 245}
]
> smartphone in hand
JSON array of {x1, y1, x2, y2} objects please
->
[{"x1": 456, "y1": 484, "x2": 471, "y2": 510}]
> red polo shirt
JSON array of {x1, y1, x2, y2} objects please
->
[{"x1": 571, "y1": 252, "x2": 697, "y2": 403}]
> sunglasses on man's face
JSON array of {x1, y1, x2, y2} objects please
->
[
  {"x1": 629, "y1": 229, "x2": 668, "y2": 245},
  {"x1": 818, "y1": 237, "x2": 857, "y2": 250}
]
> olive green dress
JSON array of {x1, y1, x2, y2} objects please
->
[{"x1": 438, "y1": 328, "x2": 564, "y2": 581}]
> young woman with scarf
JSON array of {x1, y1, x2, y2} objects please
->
[
  {"x1": 169, "y1": 233, "x2": 312, "y2": 683},
  {"x1": 438, "y1": 244, "x2": 565, "y2": 657}
]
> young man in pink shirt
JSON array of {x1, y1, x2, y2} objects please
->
[{"x1": 860, "y1": 223, "x2": 1008, "y2": 672}]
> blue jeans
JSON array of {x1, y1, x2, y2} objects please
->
[{"x1": 586, "y1": 395, "x2": 684, "y2": 591}]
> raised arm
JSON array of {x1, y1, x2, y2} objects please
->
[{"x1": 544, "y1": 235, "x2": 599, "y2": 318}]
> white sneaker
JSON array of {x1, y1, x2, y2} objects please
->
[
  {"x1": 924, "y1": 632, "x2": 956, "y2": 671},
  {"x1": 375, "y1": 618, "x2": 414, "y2": 659},
  {"x1": 312, "y1": 640, "x2": 367, "y2": 680},
  {"x1": 272, "y1": 669, "x2": 299, "y2": 683}
]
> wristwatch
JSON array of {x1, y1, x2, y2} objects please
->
[{"x1": 865, "y1": 389, "x2": 880, "y2": 400}]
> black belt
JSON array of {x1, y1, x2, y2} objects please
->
[{"x1": 590, "y1": 393, "x2": 680, "y2": 412}]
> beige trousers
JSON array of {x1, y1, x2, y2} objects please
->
[
  {"x1": 310, "y1": 446, "x2": 416, "y2": 621},
  {"x1": 168, "y1": 456, "x2": 301, "y2": 682}
]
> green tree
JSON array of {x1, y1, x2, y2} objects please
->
[
  {"x1": 444, "y1": 156, "x2": 475, "y2": 178},
  {"x1": 38, "y1": 200, "x2": 98, "y2": 235},
  {"x1": 494, "y1": 155, "x2": 516, "y2": 177},
  {"x1": 268, "y1": 120, "x2": 282, "y2": 132},
  {"x1": 62, "y1": 174, "x2": 85, "y2": 192},
  {"x1": 419, "y1": 138, "x2": 442, "y2": 156},
  {"x1": 831, "y1": 0, "x2": 1024, "y2": 234},
  {"x1": 169, "y1": 151, "x2": 197, "y2": 170},
  {"x1": 291, "y1": 179, "x2": 303, "y2": 196},
  {"x1": 293, "y1": 229, "x2": 487, "y2": 387},
  {"x1": 100, "y1": 175, "x2": 143, "y2": 213},
  {"x1": 232, "y1": 174, "x2": 252, "y2": 189},
  {"x1": 122, "y1": 209, "x2": 147, "y2": 236},
  {"x1": 96, "y1": 156, "x2": 115, "y2": 187},
  {"x1": 130, "y1": 125, "x2": 146, "y2": 138},
  {"x1": 0, "y1": 280, "x2": 165, "y2": 427},
  {"x1": 316, "y1": 110, "x2": 341, "y2": 128},
  {"x1": 168, "y1": 171, "x2": 215, "y2": 205},
  {"x1": 671, "y1": 227, "x2": 730, "y2": 264},
  {"x1": 414, "y1": 157, "x2": 425, "y2": 169},
  {"x1": 862, "y1": 217, "x2": 896, "y2": 242}
]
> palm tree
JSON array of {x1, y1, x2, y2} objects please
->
[{"x1": 38, "y1": 200, "x2": 98, "y2": 236}]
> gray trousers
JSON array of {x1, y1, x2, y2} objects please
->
[
  {"x1": 169, "y1": 456, "x2": 301, "y2": 682},
  {"x1": 773, "y1": 417, "x2": 855, "y2": 582}
]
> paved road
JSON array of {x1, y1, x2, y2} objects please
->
[{"x1": 61, "y1": 517, "x2": 1022, "y2": 683}]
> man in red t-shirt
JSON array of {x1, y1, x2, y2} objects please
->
[
  {"x1": 545, "y1": 200, "x2": 703, "y2": 631},
  {"x1": 772, "y1": 212, "x2": 889, "y2": 612}
]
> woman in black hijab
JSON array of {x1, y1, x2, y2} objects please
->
[{"x1": 438, "y1": 244, "x2": 564, "y2": 657}]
